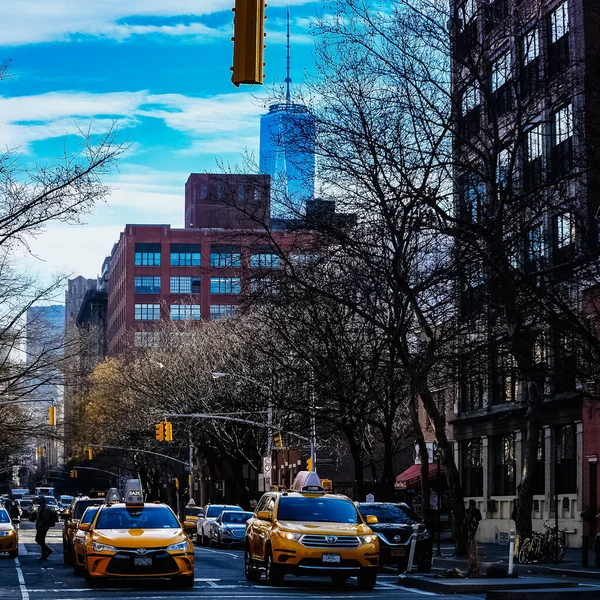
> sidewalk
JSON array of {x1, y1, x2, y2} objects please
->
[{"x1": 431, "y1": 542, "x2": 600, "y2": 580}]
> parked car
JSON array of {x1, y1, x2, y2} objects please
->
[
  {"x1": 208, "y1": 510, "x2": 253, "y2": 548},
  {"x1": 355, "y1": 502, "x2": 432, "y2": 573},
  {"x1": 196, "y1": 504, "x2": 243, "y2": 546}
]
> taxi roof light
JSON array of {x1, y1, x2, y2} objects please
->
[
  {"x1": 105, "y1": 488, "x2": 122, "y2": 504},
  {"x1": 290, "y1": 470, "x2": 321, "y2": 492},
  {"x1": 123, "y1": 479, "x2": 144, "y2": 506}
]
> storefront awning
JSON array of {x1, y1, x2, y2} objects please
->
[{"x1": 395, "y1": 462, "x2": 442, "y2": 490}]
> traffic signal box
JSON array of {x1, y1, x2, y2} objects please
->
[
  {"x1": 306, "y1": 457, "x2": 313, "y2": 472},
  {"x1": 231, "y1": 0, "x2": 267, "y2": 86},
  {"x1": 274, "y1": 434, "x2": 283, "y2": 448},
  {"x1": 70, "y1": 469, "x2": 78, "y2": 479},
  {"x1": 155, "y1": 421, "x2": 173, "y2": 442},
  {"x1": 48, "y1": 406, "x2": 56, "y2": 426},
  {"x1": 88, "y1": 447, "x2": 93, "y2": 461}
]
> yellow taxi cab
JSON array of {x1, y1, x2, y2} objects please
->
[
  {"x1": 80, "y1": 481, "x2": 196, "y2": 588},
  {"x1": 183, "y1": 501, "x2": 202, "y2": 541},
  {"x1": 0, "y1": 508, "x2": 18, "y2": 558},
  {"x1": 72, "y1": 505, "x2": 99, "y2": 576},
  {"x1": 62, "y1": 497, "x2": 101, "y2": 565},
  {"x1": 244, "y1": 472, "x2": 379, "y2": 589}
]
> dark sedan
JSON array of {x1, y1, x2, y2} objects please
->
[
  {"x1": 356, "y1": 502, "x2": 432, "y2": 573},
  {"x1": 209, "y1": 510, "x2": 253, "y2": 548}
]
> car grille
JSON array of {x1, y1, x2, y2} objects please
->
[
  {"x1": 300, "y1": 535, "x2": 360, "y2": 549},
  {"x1": 106, "y1": 551, "x2": 178, "y2": 576},
  {"x1": 378, "y1": 531, "x2": 411, "y2": 544},
  {"x1": 299, "y1": 558, "x2": 362, "y2": 568}
]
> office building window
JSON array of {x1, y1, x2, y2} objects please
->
[
  {"x1": 462, "y1": 84, "x2": 480, "y2": 115},
  {"x1": 524, "y1": 124, "x2": 544, "y2": 190},
  {"x1": 496, "y1": 148, "x2": 510, "y2": 191},
  {"x1": 134, "y1": 304, "x2": 160, "y2": 321},
  {"x1": 459, "y1": 173, "x2": 484, "y2": 223},
  {"x1": 170, "y1": 244, "x2": 201, "y2": 266},
  {"x1": 526, "y1": 224, "x2": 545, "y2": 273},
  {"x1": 210, "y1": 277, "x2": 241, "y2": 294},
  {"x1": 555, "y1": 213, "x2": 574, "y2": 249},
  {"x1": 134, "y1": 331, "x2": 160, "y2": 347},
  {"x1": 170, "y1": 304, "x2": 201, "y2": 321},
  {"x1": 523, "y1": 28, "x2": 539, "y2": 64},
  {"x1": 250, "y1": 252, "x2": 281, "y2": 268},
  {"x1": 520, "y1": 28, "x2": 540, "y2": 97},
  {"x1": 548, "y1": 2, "x2": 570, "y2": 75},
  {"x1": 134, "y1": 276, "x2": 161, "y2": 294},
  {"x1": 200, "y1": 184, "x2": 208, "y2": 200},
  {"x1": 551, "y1": 104, "x2": 573, "y2": 175},
  {"x1": 210, "y1": 304, "x2": 238, "y2": 320},
  {"x1": 170, "y1": 277, "x2": 200, "y2": 294},
  {"x1": 134, "y1": 243, "x2": 161, "y2": 266},
  {"x1": 550, "y1": 1, "x2": 569, "y2": 43},
  {"x1": 491, "y1": 52, "x2": 510, "y2": 92},
  {"x1": 493, "y1": 433, "x2": 516, "y2": 495},
  {"x1": 461, "y1": 439, "x2": 483, "y2": 497},
  {"x1": 210, "y1": 245, "x2": 241, "y2": 268}
]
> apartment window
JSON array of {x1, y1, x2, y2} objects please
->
[
  {"x1": 170, "y1": 277, "x2": 201, "y2": 294},
  {"x1": 134, "y1": 331, "x2": 160, "y2": 347},
  {"x1": 520, "y1": 28, "x2": 540, "y2": 97},
  {"x1": 200, "y1": 184, "x2": 208, "y2": 200},
  {"x1": 170, "y1": 304, "x2": 201, "y2": 321},
  {"x1": 548, "y1": 2, "x2": 570, "y2": 75},
  {"x1": 555, "y1": 212, "x2": 574, "y2": 249},
  {"x1": 134, "y1": 276, "x2": 161, "y2": 294},
  {"x1": 551, "y1": 104, "x2": 573, "y2": 175},
  {"x1": 524, "y1": 124, "x2": 543, "y2": 191},
  {"x1": 461, "y1": 439, "x2": 483, "y2": 497},
  {"x1": 250, "y1": 252, "x2": 281, "y2": 268},
  {"x1": 485, "y1": 0, "x2": 509, "y2": 34},
  {"x1": 555, "y1": 423, "x2": 576, "y2": 494},
  {"x1": 134, "y1": 243, "x2": 161, "y2": 266},
  {"x1": 491, "y1": 52, "x2": 511, "y2": 116},
  {"x1": 134, "y1": 304, "x2": 160, "y2": 321},
  {"x1": 210, "y1": 277, "x2": 241, "y2": 294},
  {"x1": 210, "y1": 304, "x2": 238, "y2": 320},
  {"x1": 493, "y1": 433, "x2": 516, "y2": 495},
  {"x1": 461, "y1": 352, "x2": 485, "y2": 413},
  {"x1": 494, "y1": 346, "x2": 519, "y2": 405},
  {"x1": 170, "y1": 244, "x2": 201, "y2": 267},
  {"x1": 210, "y1": 245, "x2": 241, "y2": 268},
  {"x1": 460, "y1": 84, "x2": 481, "y2": 137}
]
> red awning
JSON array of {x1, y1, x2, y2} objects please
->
[{"x1": 395, "y1": 462, "x2": 441, "y2": 490}]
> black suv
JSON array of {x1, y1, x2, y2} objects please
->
[{"x1": 356, "y1": 502, "x2": 432, "y2": 573}]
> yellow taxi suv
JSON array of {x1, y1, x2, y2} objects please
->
[
  {"x1": 0, "y1": 508, "x2": 18, "y2": 558},
  {"x1": 62, "y1": 497, "x2": 100, "y2": 565},
  {"x1": 244, "y1": 473, "x2": 379, "y2": 589},
  {"x1": 72, "y1": 505, "x2": 99, "y2": 576},
  {"x1": 81, "y1": 481, "x2": 195, "y2": 588}
]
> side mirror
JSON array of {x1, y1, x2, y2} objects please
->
[
  {"x1": 256, "y1": 511, "x2": 271, "y2": 522},
  {"x1": 366, "y1": 515, "x2": 378, "y2": 525},
  {"x1": 183, "y1": 521, "x2": 196, "y2": 535},
  {"x1": 78, "y1": 523, "x2": 91, "y2": 532}
]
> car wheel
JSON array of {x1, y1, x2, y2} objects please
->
[
  {"x1": 244, "y1": 548, "x2": 261, "y2": 582},
  {"x1": 264, "y1": 550, "x2": 283, "y2": 586},
  {"x1": 357, "y1": 568, "x2": 377, "y2": 590},
  {"x1": 73, "y1": 564, "x2": 84, "y2": 577},
  {"x1": 174, "y1": 574, "x2": 194, "y2": 588},
  {"x1": 331, "y1": 573, "x2": 347, "y2": 587},
  {"x1": 63, "y1": 548, "x2": 73, "y2": 566},
  {"x1": 201, "y1": 531, "x2": 208, "y2": 546},
  {"x1": 8, "y1": 549, "x2": 18, "y2": 559}
]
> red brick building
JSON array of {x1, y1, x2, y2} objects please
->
[{"x1": 106, "y1": 174, "x2": 281, "y2": 354}]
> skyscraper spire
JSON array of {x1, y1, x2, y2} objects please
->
[{"x1": 285, "y1": 6, "x2": 292, "y2": 103}]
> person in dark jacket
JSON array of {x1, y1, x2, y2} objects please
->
[{"x1": 35, "y1": 496, "x2": 54, "y2": 560}]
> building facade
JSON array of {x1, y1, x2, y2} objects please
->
[{"x1": 450, "y1": 0, "x2": 600, "y2": 547}]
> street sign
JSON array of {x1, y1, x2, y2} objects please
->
[
  {"x1": 262, "y1": 456, "x2": 272, "y2": 473},
  {"x1": 366, "y1": 493, "x2": 375, "y2": 502}
]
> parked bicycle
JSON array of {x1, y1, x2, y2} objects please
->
[{"x1": 518, "y1": 520, "x2": 567, "y2": 564}]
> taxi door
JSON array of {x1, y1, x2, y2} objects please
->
[{"x1": 254, "y1": 495, "x2": 276, "y2": 561}]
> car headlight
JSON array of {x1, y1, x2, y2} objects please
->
[
  {"x1": 276, "y1": 531, "x2": 302, "y2": 542},
  {"x1": 167, "y1": 541, "x2": 189, "y2": 552},
  {"x1": 221, "y1": 528, "x2": 235, "y2": 537},
  {"x1": 92, "y1": 542, "x2": 116, "y2": 552},
  {"x1": 359, "y1": 534, "x2": 378, "y2": 544},
  {"x1": 0, "y1": 531, "x2": 12, "y2": 537}
]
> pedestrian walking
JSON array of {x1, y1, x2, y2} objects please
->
[
  {"x1": 466, "y1": 499, "x2": 482, "y2": 537},
  {"x1": 9, "y1": 497, "x2": 22, "y2": 530},
  {"x1": 465, "y1": 499, "x2": 482, "y2": 577},
  {"x1": 35, "y1": 496, "x2": 55, "y2": 560}
]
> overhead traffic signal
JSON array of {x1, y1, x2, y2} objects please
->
[
  {"x1": 70, "y1": 469, "x2": 78, "y2": 479},
  {"x1": 88, "y1": 447, "x2": 93, "y2": 461},
  {"x1": 48, "y1": 405, "x2": 56, "y2": 426},
  {"x1": 231, "y1": 0, "x2": 267, "y2": 86},
  {"x1": 37, "y1": 446, "x2": 43, "y2": 458},
  {"x1": 306, "y1": 457, "x2": 313, "y2": 472},
  {"x1": 155, "y1": 421, "x2": 173, "y2": 442},
  {"x1": 274, "y1": 434, "x2": 283, "y2": 448}
]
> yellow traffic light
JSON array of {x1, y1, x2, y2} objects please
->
[
  {"x1": 48, "y1": 406, "x2": 56, "y2": 426},
  {"x1": 70, "y1": 469, "x2": 78, "y2": 479},
  {"x1": 274, "y1": 434, "x2": 283, "y2": 448},
  {"x1": 88, "y1": 447, "x2": 93, "y2": 461},
  {"x1": 231, "y1": 0, "x2": 267, "y2": 86},
  {"x1": 307, "y1": 457, "x2": 313, "y2": 472},
  {"x1": 165, "y1": 421, "x2": 173, "y2": 442},
  {"x1": 155, "y1": 422, "x2": 165, "y2": 441},
  {"x1": 37, "y1": 446, "x2": 43, "y2": 458}
]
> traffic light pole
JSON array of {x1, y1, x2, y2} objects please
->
[{"x1": 87, "y1": 444, "x2": 188, "y2": 466}]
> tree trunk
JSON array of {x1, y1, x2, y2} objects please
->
[
  {"x1": 346, "y1": 431, "x2": 366, "y2": 500},
  {"x1": 381, "y1": 419, "x2": 397, "y2": 501}
]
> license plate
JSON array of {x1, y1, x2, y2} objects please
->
[
  {"x1": 134, "y1": 557, "x2": 152, "y2": 566},
  {"x1": 391, "y1": 548, "x2": 406, "y2": 557},
  {"x1": 322, "y1": 553, "x2": 341, "y2": 563}
]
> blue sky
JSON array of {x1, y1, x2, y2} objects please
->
[{"x1": 0, "y1": 0, "x2": 321, "y2": 284}]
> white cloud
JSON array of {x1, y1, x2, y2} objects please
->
[{"x1": 0, "y1": 1, "x2": 317, "y2": 46}]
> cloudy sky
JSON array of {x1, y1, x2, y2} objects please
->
[{"x1": 0, "y1": 0, "x2": 321, "y2": 285}]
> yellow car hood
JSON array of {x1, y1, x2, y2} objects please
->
[
  {"x1": 94, "y1": 528, "x2": 186, "y2": 548},
  {"x1": 276, "y1": 521, "x2": 372, "y2": 535}
]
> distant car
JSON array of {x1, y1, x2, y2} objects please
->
[
  {"x1": 59, "y1": 495, "x2": 74, "y2": 510},
  {"x1": 183, "y1": 506, "x2": 203, "y2": 541},
  {"x1": 208, "y1": 510, "x2": 253, "y2": 548},
  {"x1": 355, "y1": 502, "x2": 432, "y2": 573},
  {"x1": 196, "y1": 504, "x2": 243, "y2": 546},
  {"x1": 19, "y1": 500, "x2": 32, "y2": 518}
]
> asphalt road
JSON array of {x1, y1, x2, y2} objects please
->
[{"x1": 0, "y1": 522, "x2": 482, "y2": 600}]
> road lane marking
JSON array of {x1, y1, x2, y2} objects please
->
[
  {"x1": 196, "y1": 547, "x2": 241, "y2": 559},
  {"x1": 18, "y1": 541, "x2": 28, "y2": 555},
  {"x1": 14, "y1": 557, "x2": 30, "y2": 600},
  {"x1": 396, "y1": 585, "x2": 436, "y2": 595}
]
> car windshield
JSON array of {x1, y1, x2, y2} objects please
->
[
  {"x1": 45, "y1": 497, "x2": 57, "y2": 505},
  {"x1": 277, "y1": 497, "x2": 360, "y2": 523},
  {"x1": 185, "y1": 507, "x2": 203, "y2": 517},
  {"x1": 95, "y1": 506, "x2": 180, "y2": 529},
  {"x1": 0, "y1": 510, "x2": 9, "y2": 523},
  {"x1": 80, "y1": 507, "x2": 99, "y2": 524},
  {"x1": 221, "y1": 512, "x2": 253, "y2": 524},
  {"x1": 73, "y1": 500, "x2": 100, "y2": 520},
  {"x1": 356, "y1": 503, "x2": 417, "y2": 525}
]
